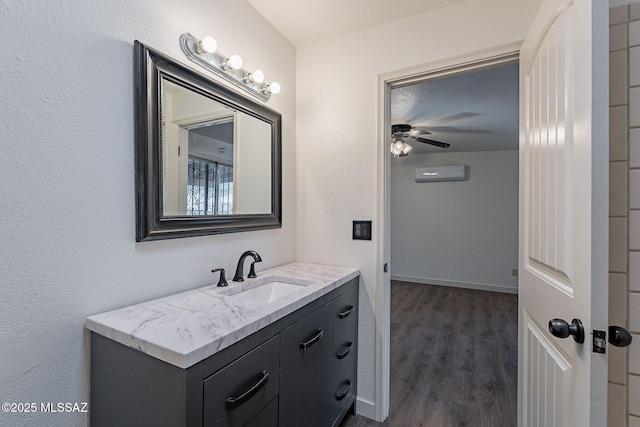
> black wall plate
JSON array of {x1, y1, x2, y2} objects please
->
[{"x1": 353, "y1": 221, "x2": 372, "y2": 240}]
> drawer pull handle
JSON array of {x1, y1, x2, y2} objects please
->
[
  {"x1": 336, "y1": 342, "x2": 353, "y2": 359},
  {"x1": 335, "y1": 380, "x2": 351, "y2": 401},
  {"x1": 300, "y1": 329, "x2": 324, "y2": 351},
  {"x1": 226, "y1": 370, "x2": 269, "y2": 410},
  {"x1": 338, "y1": 305, "x2": 354, "y2": 319}
]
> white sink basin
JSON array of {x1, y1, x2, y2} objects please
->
[
  {"x1": 234, "y1": 281, "x2": 305, "y2": 303},
  {"x1": 220, "y1": 276, "x2": 313, "y2": 304}
]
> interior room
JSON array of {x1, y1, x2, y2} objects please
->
[
  {"x1": 0, "y1": 0, "x2": 638, "y2": 426},
  {"x1": 389, "y1": 63, "x2": 519, "y2": 294}
]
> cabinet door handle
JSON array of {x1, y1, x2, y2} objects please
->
[
  {"x1": 335, "y1": 380, "x2": 351, "y2": 401},
  {"x1": 338, "y1": 305, "x2": 354, "y2": 319},
  {"x1": 336, "y1": 342, "x2": 353, "y2": 359},
  {"x1": 299, "y1": 329, "x2": 324, "y2": 351},
  {"x1": 225, "y1": 370, "x2": 269, "y2": 410}
]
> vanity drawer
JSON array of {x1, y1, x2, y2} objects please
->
[
  {"x1": 203, "y1": 335, "x2": 280, "y2": 427},
  {"x1": 333, "y1": 339, "x2": 356, "y2": 374},
  {"x1": 332, "y1": 285, "x2": 358, "y2": 345},
  {"x1": 330, "y1": 371, "x2": 356, "y2": 427}
]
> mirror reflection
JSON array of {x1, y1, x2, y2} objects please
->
[{"x1": 161, "y1": 79, "x2": 272, "y2": 216}]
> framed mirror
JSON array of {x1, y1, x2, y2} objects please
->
[{"x1": 134, "y1": 41, "x2": 282, "y2": 241}]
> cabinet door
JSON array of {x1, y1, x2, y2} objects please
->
[
  {"x1": 204, "y1": 335, "x2": 279, "y2": 427},
  {"x1": 280, "y1": 302, "x2": 333, "y2": 427}
]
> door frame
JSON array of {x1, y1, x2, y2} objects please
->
[{"x1": 374, "y1": 41, "x2": 523, "y2": 421}]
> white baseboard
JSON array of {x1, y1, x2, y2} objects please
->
[
  {"x1": 390, "y1": 275, "x2": 518, "y2": 294},
  {"x1": 355, "y1": 397, "x2": 376, "y2": 420}
]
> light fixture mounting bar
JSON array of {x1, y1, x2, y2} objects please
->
[{"x1": 179, "y1": 33, "x2": 270, "y2": 102}]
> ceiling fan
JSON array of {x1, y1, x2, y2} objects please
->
[{"x1": 390, "y1": 123, "x2": 450, "y2": 157}]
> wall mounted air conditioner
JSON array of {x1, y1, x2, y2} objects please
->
[{"x1": 415, "y1": 165, "x2": 467, "y2": 182}]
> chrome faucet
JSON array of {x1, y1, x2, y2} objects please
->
[{"x1": 233, "y1": 250, "x2": 263, "y2": 282}]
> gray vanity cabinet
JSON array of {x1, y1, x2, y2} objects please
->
[{"x1": 90, "y1": 277, "x2": 358, "y2": 427}]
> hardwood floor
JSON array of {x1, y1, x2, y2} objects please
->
[{"x1": 340, "y1": 281, "x2": 518, "y2": 427}]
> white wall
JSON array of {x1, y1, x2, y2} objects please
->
[
  {"x1": 0, "y1": 1, "x2": 295, "y2": 426},
  {"x1": 390, "y1": 151, "x2": 519, "y2": 293},
  {"x1": 296, "y1": 0, "x2": 541, "y2": 416}
]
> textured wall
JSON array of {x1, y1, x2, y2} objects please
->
[
  {"x1": 0, "y1": 1, "x2": 296, "y2": 426},
  {"x1": 295, "y1": 0, "x2": 542, "y2": 415},
  {"x1": 390, "y1": 150, "x2": 519, "y2": 292}
]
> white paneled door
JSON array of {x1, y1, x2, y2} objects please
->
[{"x1": 518, "y1": 0, "x2": 608, "y2": 426}]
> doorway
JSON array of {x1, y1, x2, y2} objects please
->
[
  {"x1": 387, "y1": 62, "x2": 521, "y2": 427},
  {"x1": 386, "y1": 61, "x2": 520, "y2": 424},
  {"x1": 377, "y1": 46, "x2": 523, "y2": 423}
]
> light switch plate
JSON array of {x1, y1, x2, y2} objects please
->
[{"x1": 353, "y1": 221, "x2": 372, "y2": 240}]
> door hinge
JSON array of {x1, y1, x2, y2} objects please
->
[{"x1": 592, "y1": 330, "x2": 606, "y2": 353}]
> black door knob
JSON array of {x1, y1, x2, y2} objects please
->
[
  {"x1": 609, "y1": 326, "x2": 633, "y2": 348},
  {"x1": 549, "y1": 318, "x2": 585, "y2": 344}
]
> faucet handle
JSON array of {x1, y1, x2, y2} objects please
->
[
  {"x1": 212, "y1": 268, "x2": 228, "y2": 287},
  {"x1": 248, "y1": 262, "x2": 257, "y2": 279}
]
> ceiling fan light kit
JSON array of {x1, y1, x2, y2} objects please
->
[
  {"x1": 390, "y1": 123, "x2": 451, "y2": 157},
  {"x1": 390, "y1": 137, "x2": 412, "y2": 157}
]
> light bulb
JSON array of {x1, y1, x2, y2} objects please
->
[
  {"x1": 390, "y1": 140, "x2": 404, "y2": 156},
  {"x1": 402, "y1": 143, "x2": 412, "y2": 155},
  {"x1": 265, "y1": 82, "x2": 281, "y2": 95},
  {"x1": 225, "y1": 55, "x2": 243, "y2": 70},
  {"x1": 198, "y1": 36, "x2": 217, "y2": 53},
  {"x1": 247, "y1": 69, "x2": 265, "y2": 84}
]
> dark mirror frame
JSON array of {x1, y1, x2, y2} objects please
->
[{"x1": 134, "y1": 40, "x2": 282, "y2": 241}]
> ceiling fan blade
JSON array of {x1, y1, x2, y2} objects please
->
[
  {"x1": 423, "y1": 126, "x2": 491, "y2": 134},
  {"x1": 408, "y1": 126, "x2": 432, "y2": 135},
  {"x1": 413, "y1": 136, "x2": 451, "y2": 149},
  {"x1": 427, "y1": 112, "x2": 479, "y2": 125}
]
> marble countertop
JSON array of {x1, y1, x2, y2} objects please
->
[{"x1": 86, "y1": 262, "x2": 359, "y2": 369}]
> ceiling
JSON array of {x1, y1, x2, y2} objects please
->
[
  {"x1": 391, "y1": 63, "x2": 519, "y2": 154},
  {"x1": 247, "y1": 0, "x2": 519, "y2": 156},
  {"x1": 247, "y1": 0, "x2": 467, "y2": 46}
]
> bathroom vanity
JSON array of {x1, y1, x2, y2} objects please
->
[{"x1": 87, "y1": 263, "x2": 359, "y2": 427}]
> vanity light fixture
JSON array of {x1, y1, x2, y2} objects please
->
[{"x1": 179, "y1": 33, "x2": 280, "y2": 102}]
